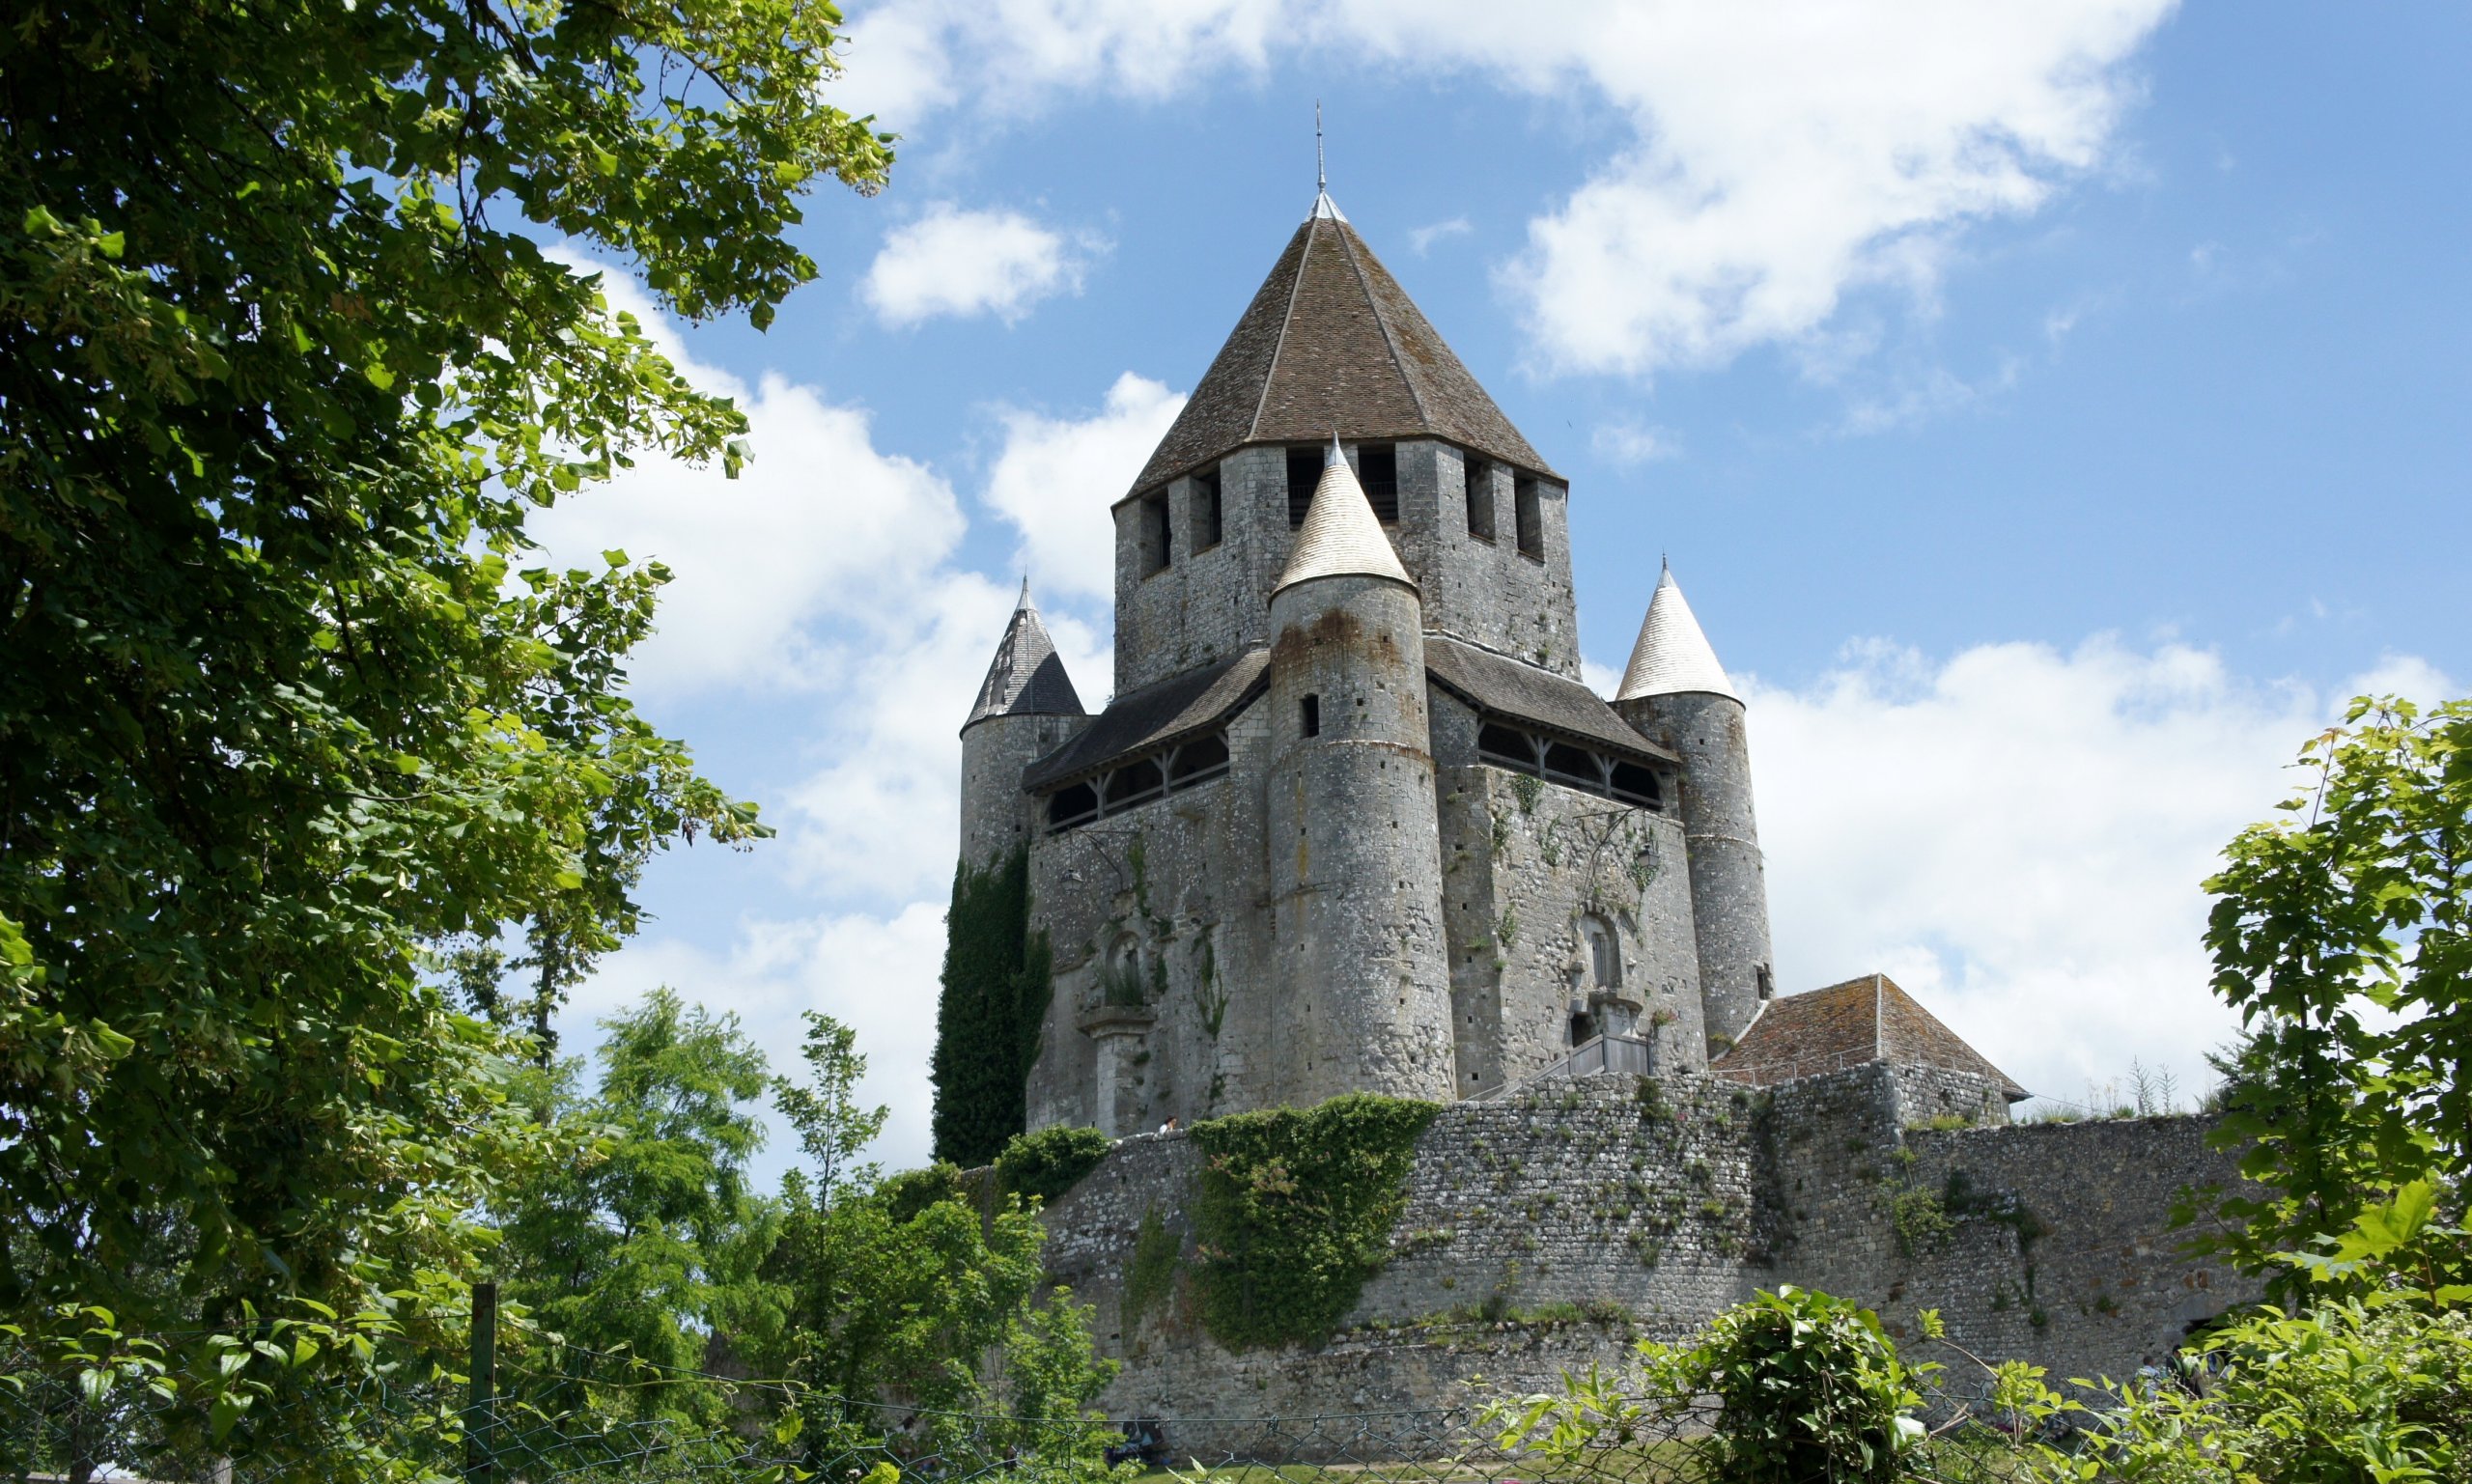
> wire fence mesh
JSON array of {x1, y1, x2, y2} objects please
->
[{"x1": 1, "y1": 1327, "x2": 2076, "y2": 1484}]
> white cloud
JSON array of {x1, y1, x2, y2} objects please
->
[
  {"x1": 983, "y1": 372, "x2": 1188, "y2": 604},
  {"x1": 1592, "y1": 420, "x2": 1680, "y2": 464},
  {"x1": 1409, "y1": 216, "x2": 1473, "y2": 255},
  {"x1": 861, "y1": 203, "x2": 1098, "y2": 327},
  {"x1": 565, "y1": 900, "x2": 953, "y2": 1180},
  {"x1": 529, "y1": 260, "x2": 961, "y2": 699},
  {"x1": 1744, "y1": 635, "x2": 2453, "y2": 1115},
  {"x1": 834, "y1": 1, "x2": 2176, "y2": 375}
]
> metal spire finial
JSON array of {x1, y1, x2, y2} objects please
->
[{"x1": 1316, "y1": 100, "x2": 1326, "y2": 194}]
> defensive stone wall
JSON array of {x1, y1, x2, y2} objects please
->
[{"x1": 1038, "y1": 1067, "x2": 2255, "y2": 1422}]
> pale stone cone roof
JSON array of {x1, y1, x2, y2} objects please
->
[
  {"x1": 1616, "y1": 563, "x2": 1737, "y2": 702},
  {"x1": 963, "y1": 580, "x2": 1085, "y2": 730},
  {"x1": 1275, "y1": 438, "x2": 1413, "y2": 595}
]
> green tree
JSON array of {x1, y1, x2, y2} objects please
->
[
  {"x1": 932, "y1": 848, "x2": 1053, "y2": 1165},
  {"x1": 493, "y1": 990, "x2": 783, "y2": 1422},
  {"x1": 0, "y1": 0, "x2": 889, "y2": 1344},
  {"x1": 763, "y1": 1015, "x2": 1114, "y2": 1442},
  {"x1": 2193, "y1": 696, "x2": 2471, "y2": 1292}
]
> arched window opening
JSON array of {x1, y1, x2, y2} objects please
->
[
  {"x1": 1609, "y1": 760, "x2": 1663, "y2": 810},
  {"x1": 1300, "y1": 694, "x2": 1321, "y2": 739},
  {"x1": 1101, "y1": 936, "x2": 1146, "y2": 1007},
  {"x1": 1168, "y1": 734, "x2": 1229, "y2": 787},
  {"x1": 1583, "y1": 916, "x2": 1622, "y2": 991},
  {"x1": 1047, "y1": 782, "x2": 1098, "y2": 830}
]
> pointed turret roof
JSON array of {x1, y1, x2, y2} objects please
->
[
  {"x1": 1616, "y1": 563, "x2": 1738, "y2": 702},
  {"x1": 1277, "y1": 437, "x2": 1414, "y2": 594},
  {"x1": 963, "y1": 581, "x2": 1085, "y2": 732},
  {"x1": 1128, "y1": 198, "x2": 1552, "y2": 495}
]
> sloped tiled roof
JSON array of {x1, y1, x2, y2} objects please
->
[
  {"x1": 1021, "y1": 649, "x2": 1271, "y2": 792},
  {"x1": 1128, "y1": 199, "x2": 1552, "y2": 495},
  {"x1": 1616, "y1": 563, "x2": 1737, "y2": 702},
  {"x1": 1708, "y1": 973, "x2": 2028, "y2": 1099},
  {"x1": 1425, "y1": 637, "x2": 1675, "y2": 763},
  {"x1": 1277, "y1": 437, "x2": 1413, "y2": 593},
  {"x1": 963, "y1": 582, "x2": 1084, "y2": 732}
]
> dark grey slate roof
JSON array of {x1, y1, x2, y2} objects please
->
[
  {"x1": 1425, "y1": 636, "x2": 1675, "y2": 763},
  {"x1": 1128, "y1": 204, "x2": 1554, "y2": 496},
  {"x1": 963, "y1": 587, "x2": 1084, "y2": 733},
  {"x1": 1021, "y1": 649, "x2": 1271, "y2": 792}
]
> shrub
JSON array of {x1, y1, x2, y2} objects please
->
[
  {"x1": 995, "y1": 1125, "x2": 1112, "y2": 1206},
  {"x1": 1485, "y1": 1286, "x2": 1928, "y2": 1483}
]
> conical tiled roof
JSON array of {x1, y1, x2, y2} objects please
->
[
  {"x1": 1276, "y1": 438, "x2": 1414, "y2": 595},
  {"x1": 963, "y1": 581, "x2": 1085, "y2": 732},
  {"x1": 1129, "y1": 198, "x2": 1551, "y2": 494},
  {"x1": 1616, "y1": 563, "x2": 1737, "y2": 702}
]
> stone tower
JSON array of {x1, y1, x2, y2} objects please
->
[
  {"x1": 956, "y1": 189, "x2": 1724, "y2": 1134},
  {"x1": 1614, "y1": 564, "x2": 1774, "y2": 1049},
  {"x1": 1262, "y1": 439, "x2": 1457, "y2": 1106},
  {"x1": 958, "y1": 581, "x2": 1086, "y2": 871}
]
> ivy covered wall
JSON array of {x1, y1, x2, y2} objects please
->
[{"x1": 931, "y1": 847, "x2": 1053, "y2": 1165}]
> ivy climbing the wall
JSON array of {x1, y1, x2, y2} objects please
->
[
  {"x1": 1190, "y1": 1094, "x2": 1440, "y2": 1350},
  {"x1": 931, "y1": 847, "x2": 1053, "y2": 1165},
  {"x1": 995, "y1": 1124, "x2": 1112, "y2": 1205}
]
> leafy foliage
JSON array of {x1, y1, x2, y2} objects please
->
[
  {"x1": 1188, "y1": 1094, "x2": 1439, "y2": 1351},
  {"x1": 933, "y1": 848, "x2": 1053, "y2": 1165},
  {"x1": 0, "y1": 0, "x2": 890, "y2": 1341},
  {"x1": 492, "y1": 990, "x2": 783, "y2": 1422},
  {"x1": 996, "y1": 1126, "x2": 1113, "y2": 1206},
  {"x1": 760, "y1": 1011, "x2": 1115, "y2": 1431},
  {"x1": 2191, "y1": 696, "x2": 2471, "y2": 1295},
  {"x1": 1486, "y1": 1286, "x2": 1929, "y2": 1484}
]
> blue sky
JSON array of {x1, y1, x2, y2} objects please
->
[{"x1": 533, "y1": 2, "x2": 2469, "y2": 1174}]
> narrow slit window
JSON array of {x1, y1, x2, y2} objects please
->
[
  {"x1": 1194, "y1": 466, "x2": 1223, "y2": 550},
  {"x1": 1464, "y1": 456, "x2": 1495, "y2": 540},
  {"x1": 1300, "y1": 694, "x2": 1321, "y2": 739},
  {"x1": 1286, "y1": 447, "x2": 1322, "y2": 528},
  {"x1": 1513, "y1": 474, "x2": 1542, "y2": 558},
  {"x1": 1359, "y1": 443, "x2": 1398, "y2": 523}
]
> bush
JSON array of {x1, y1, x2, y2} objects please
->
[
  {"x1": 995, "y1": 1125, "x2": 1112, "y2": 1206},
  {"x1": 2064, "y1": 1300, "x2": 2472, "y2": 1483},
  {"x1": 1691, "y1": 1287, "x2": 1924, "y2": 1483}
]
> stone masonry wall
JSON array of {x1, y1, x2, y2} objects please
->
[
  {"x1": 1037, "y1": 1065, "x2": 2255, "y2": 1423},
  {"x1": 1431, "y1": 691, "x2": 1702, "y2": 1096}
]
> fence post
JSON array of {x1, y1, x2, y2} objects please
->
[{"x1": 465, "y1": 1280, "x2": 497, "y2": 1484}]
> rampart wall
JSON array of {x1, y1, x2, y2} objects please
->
[{"x1": 1038, "y1": 1066, "x2": 2255, "y2": 1421}]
